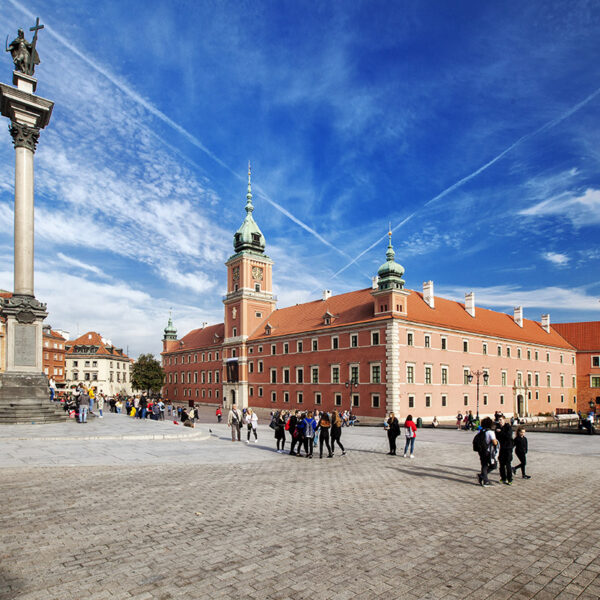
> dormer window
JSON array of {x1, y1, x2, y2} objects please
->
[
  {"x1": 323, "y1": 310, "x2": 334, "y2": 325},
  {"x1": 235, "y1": 233, "x2": 241, "y2": 245},
  {"x1": 252, "y1": 233, "x2": 260, "y2": 244},
  {"x1": 265, "y1": 323, "x2": 272, "y2": 335}
]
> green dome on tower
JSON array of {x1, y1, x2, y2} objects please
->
[
  {"x1": 377, "y1": 230, "x2": 405, "y2": 289},
  {"x1": 163, "y1": 314, "x2": 177, "y2": 341},
  {"x1": 233, "y1": 163, "x2": 266, "y2": 255}
]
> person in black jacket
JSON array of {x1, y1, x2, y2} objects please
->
[
  {"x1": 288, "y1": 411, "x2": 301, "y2": 456},
  {"x1": 274, "y1": 411, "x2": 286, "y2": 453},
  {"x1": 496, "y1": 415, "x2": 514, "y2": 485},
  {"x1": 512, "y1": 427, "x2": 531, "y2": 479},
  {"x1": 330, "y1": 410, "x2": 346, "y2": 456},
  {"x1": 317, "y1": 412, "x2": 332, "y2": 458},
  {"x1": 386, "y1": 412, "x2": 400, "y2": 455}
]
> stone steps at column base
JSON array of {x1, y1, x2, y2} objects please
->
[
  {"x1": 0, "y1": 403, "x2": 68, "y2": 423},
  {"x1": 0, "y1": 371, "x2": 68, "y2": 423}
]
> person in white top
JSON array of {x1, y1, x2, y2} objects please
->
[
  {"x1": 245, "y1": 408, "x2": 258, "y2": 443},
  {"x1": 477, "y1": 417, "x2": 498, "y2": 487},
  {"x1": 48, "y1": 377, "x2": 56, "y2": 402}
]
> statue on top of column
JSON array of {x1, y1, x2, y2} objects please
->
[{"x1": 5, "y1": 18, "x2": 44, "y2": 76}]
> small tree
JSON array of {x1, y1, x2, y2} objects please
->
[{"x1": 131, "y1": 354, "x2": 165, "y2": 395}]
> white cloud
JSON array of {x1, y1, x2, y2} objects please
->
[
  {"x1": 437, "y1": 284, "x2": 600, "y2": 312},
  {"x1": 542, "y1": 251, "x2": 570, "y2": 267},
  {"x1": 520, "y1": 188, "x2": 600, "y2": 226},
  {"x1": 57, "y1": 252, "x2": 109, "y2": 278}
]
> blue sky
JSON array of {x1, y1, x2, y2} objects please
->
[{"x1": 0, "y1": 0, "x2": 599, "y2": 358}]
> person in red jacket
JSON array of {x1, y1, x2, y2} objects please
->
[{"x1": 403, "y1": 415, "x2": 418, "y2": 458}]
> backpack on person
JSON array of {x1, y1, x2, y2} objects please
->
[
  {"x1": 472, "y1": 429, "x2": 488, "y2": 455},
  {"x1": 304, "y1": 419, "x2": 314, "y2": 438}
]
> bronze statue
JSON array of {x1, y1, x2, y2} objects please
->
[{"x1": 6, "y1": 18, "x2": 43, "y2": 76}]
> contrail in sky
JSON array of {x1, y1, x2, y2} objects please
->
[
  {"x1": 331, "y1": 84, "x2": 600, "y2": 279},
  {"x1": 6, "y1": 0, "x2": 349, "y2": 259}
]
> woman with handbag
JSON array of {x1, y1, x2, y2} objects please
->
[
  {"x1": 403, "y1": 415, "x2": 417, "y2": 458},
  {"x1": 245, "y1": 408, "x2": 258, "y2": 443}
]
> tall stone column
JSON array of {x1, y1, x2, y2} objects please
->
[
  {"x1": 12, "y1": 121, "x2": 38, "y2": 296},
  {"x1": 0, "y1": 70, "x2": 64, "y2": 423}
]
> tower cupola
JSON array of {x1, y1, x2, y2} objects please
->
[
  {"x1": 233, "y1": 163, "x2": 266, "y2": 255},
  {"x1": 377, "y1": 230, "x2": 405, "y2": 290},
  {"x1": 163, "y1": 314, "x2": 177, "y2": 341}
]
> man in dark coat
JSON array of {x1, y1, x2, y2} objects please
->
[{"x1": 496, "y1": 415, "x2": 514, "y2": 485}]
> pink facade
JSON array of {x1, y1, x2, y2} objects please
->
[{"x1": 161, "y1": 177, "x2": 578, "y2": 421}]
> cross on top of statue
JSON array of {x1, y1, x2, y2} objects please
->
[{"x1": 5, "y1": 17, "x2": 44, "y2": 76}]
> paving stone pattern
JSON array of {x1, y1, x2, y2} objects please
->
[{"x1": 0, "y1": 418, "x2": 599, "y2": 599}]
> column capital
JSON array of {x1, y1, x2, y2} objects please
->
[{"x1": 9, "y1": 121, "x2": 40, "y2": 152}]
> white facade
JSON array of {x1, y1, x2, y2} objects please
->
[{"x1": 65, "y1": 354, "x2": 133, "y2": 396}]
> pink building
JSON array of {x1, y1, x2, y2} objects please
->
[{"x1": 162, "y1": 172, "x2": 577, "y2": 421}]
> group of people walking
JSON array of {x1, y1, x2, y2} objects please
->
[
  {"x1": 226, "y1": 404, "x2": 347, "y2": 458},
  {"x1": 473, "y1": 414, "x2": 531, "y2": 487}
]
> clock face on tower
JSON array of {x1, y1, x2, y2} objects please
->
[
  {"x1": 232, "y1": 267, "x2": 240, "y2": 281},
  {"x1": 252, "y1": 266, "x2": 264, "y2": 281}
]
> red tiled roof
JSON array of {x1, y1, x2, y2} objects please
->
[
  {"x1": 249, "y1": 289, "x2": 383, "y2": 340},
  {"x1": 46, "y1": 329, "x2": 67, "y2": 341},
  {"x1": 177, "y1": 323, "x2": 224, "y2": 351},
  {"x1": 248, "y1": 288, "x2": 574, "y2": 349},
  {"x1": 66, "y1": 331, "x2": 131, "y2": 359},
  {"x1": 553, "y1": 322, "x2": 600, "y2": 352}
]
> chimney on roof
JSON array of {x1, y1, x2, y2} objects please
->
[
  {"x1": 322, "y1": 289, "x2": 332, "y2": 301},
  {"x1": 202, "y1": 322, "x2": 208, "y2": 328},
  {"x1": 514, "y1": 306, "x2": 523, "y2": 328},
  {"x1": 541, "y1": 313, "x2": 550, "y2": 333},
  {"x1": 465, "y1": 292, "x2": 475, "y2": 318},
  {"x1": 88, "y1": 334, "x2": 92, "y2": 340},
  {"x1": 372, "y1": 276, "x2": 379, "y2": 289},
  {"x1": 423, "y1": 280, "x2": 435, "y2": 309}
]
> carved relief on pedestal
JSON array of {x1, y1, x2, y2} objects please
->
[{"x1": 0, "y1": 294, "x2": 47, "y2": 323}]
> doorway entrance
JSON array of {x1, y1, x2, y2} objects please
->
[{"x1": 517, "y1": 395, "x2": 524, "y2": 417}]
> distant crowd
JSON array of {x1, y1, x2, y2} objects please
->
[{"x1": 226, "y1": 404, "x2": 352, "y2": 458}]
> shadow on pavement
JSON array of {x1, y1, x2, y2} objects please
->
[{"x1": 387, "y1": 464, "x2": 478, "y2": 486}]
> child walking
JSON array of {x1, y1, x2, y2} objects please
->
[{"x1": 512, "y1": 427, "x2": 531, "y2": 479}]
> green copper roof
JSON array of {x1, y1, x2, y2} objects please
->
[
  {"x1": 163, "y1": 315, "x2": 177, "y2": 340},
  {"x1": 233, "y1": 164, "x2": 266, "y2": 254},
  {"x1": 377, "y1": 231, "x2": 405, "y2": 289}
]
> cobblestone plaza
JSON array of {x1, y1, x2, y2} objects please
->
[{"x1": 1, "y1": 416, "x2": 599, "y2": 600}]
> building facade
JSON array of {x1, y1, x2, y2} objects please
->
[
  {"x1": 42, "y1": 325, "x2": 67, "y2": 385},
  {"x1": 554, "y1": 322, "x2": 600, "y2": 414},
  {"x1": 161, "y1": 173, "x2": 578, "y2": 421},
  {"x1": 65, "y1": 331, "x2": 133, "y2": 395}
]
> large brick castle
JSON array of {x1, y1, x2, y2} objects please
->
[{"x1": 161, "y1": 170, "x2": 580, "y2": 421}]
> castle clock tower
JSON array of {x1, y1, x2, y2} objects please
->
[{"x1": 222, "y1": 165, "x2": 276, "y2": 408}]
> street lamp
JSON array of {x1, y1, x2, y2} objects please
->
[
  {"x1": 467, "y1": 369, "x2": 489, "y2": 420},
  {"x1": 345, "y1": 379, "x2": 359, "y2": 414}
]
